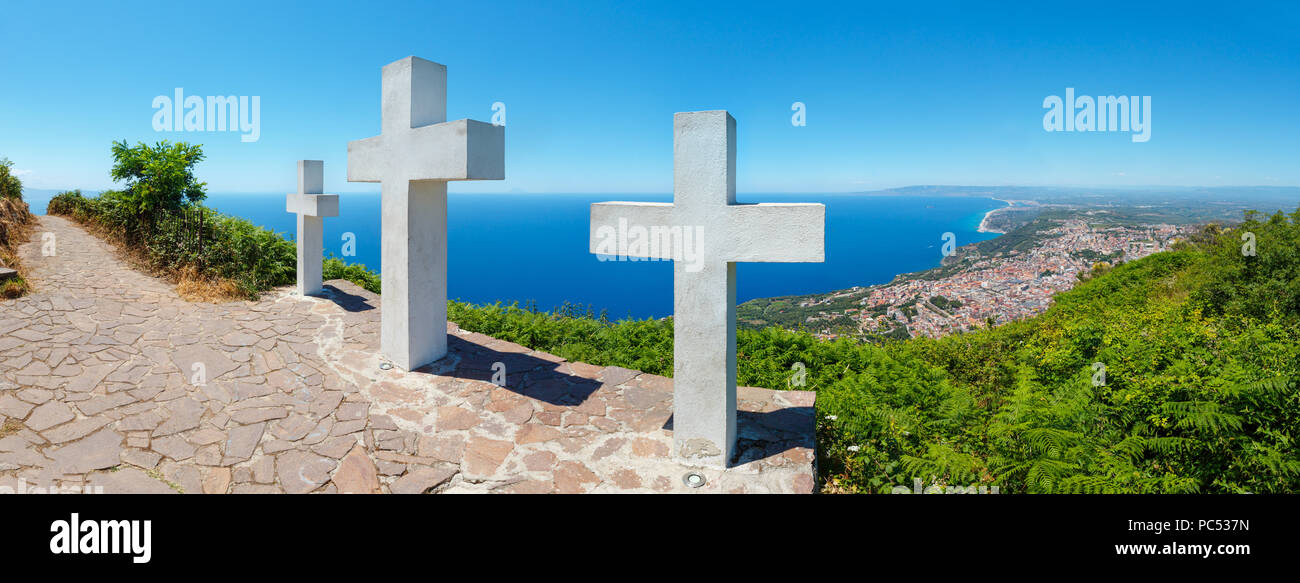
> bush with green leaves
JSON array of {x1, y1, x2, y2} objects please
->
[
  {"x1": 46, "y1": 190, "x2": 87, "y2": 216},
  {"x1": 205, "y1": 212, "x2": 297, "y2": 293},
  {"x1": 108, "y1": 140, "x2": 207, "y2": 222},
  {"x1": 323, "y1": 257, "x2": 381, "y2": 293},
  {"x1": 0, "y1": 157, "x2": 24, "y2": 200},
  {"x1": 447, "y1": 300, "x2": 674, "y2": 375}
]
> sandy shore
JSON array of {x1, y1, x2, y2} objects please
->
[{"x1": 977, "y1": 199, "x2": 1013, "y2": 234}]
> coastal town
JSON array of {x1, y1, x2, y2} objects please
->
[{"x1": 757, "y1": 211, "x2": 1189, "y2": 340}]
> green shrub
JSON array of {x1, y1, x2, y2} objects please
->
[
  {"x1": 324, "y1": 257, "x2": 381, "y2": 293},
  {"x1": 206, "y1": 213, "x2": 297, "y2": 294},
  {"x1": 447, "y1": 301, "x2": 674, "y2": 375},
  {"x1": 109, "y1": 140, "x2": 207, "y2": 219},
  {"x1": 46, "y1": 190, "x2": 88, "y2": 215},
  {"x1": 0, "y1": 157, "x2": 23, "y2": 200}
]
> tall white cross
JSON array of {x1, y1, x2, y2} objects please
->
[
  {"x1": 286, "y1": 160, "x2": 338, "y2": 296},
  {"x1": 589, "y1": 111, "x2": 825, "y2": 467},
  {"x1": 348, "y1": 56, "x2": 504, "y2": 370}
]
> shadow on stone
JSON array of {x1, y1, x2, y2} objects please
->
[
  {"x1": 663, "y1": 406, "x2": 816, "y2": 468},
  {"x1": 319, "y1": 283, "x2": 375, "y2": 313},
  {"x1": 415, "y1": 334, "x2": 603, "y2": 407}
]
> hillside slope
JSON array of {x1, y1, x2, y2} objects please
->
[
  {"x1": 453, "y1": 209, "x2": 1300, "y2": 493},
  {"x1": 0, "y1": 196, "x2": 35, "y2": 297}
]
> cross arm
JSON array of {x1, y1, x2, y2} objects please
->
[
  {"x1": 404, "y1": 119, "x2": 505, "y2": 181},
  {"x1": 589, "y1": 202, "x2": 675, "y2": 258},
  {"x1": 286, "y1": 193, "x2": 340, "y2": 217},
  {"x1": 350, "y1": 120, "x2": 505, "y2": 184},
  {"x1": 724, "y1": 203, "x2": 825, "y2": 262},
  {"x1": 347, "y1": 135, "x2": 386, "y2": 183}
]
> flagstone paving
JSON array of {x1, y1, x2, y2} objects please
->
[{"x1": 0, "y1": 215, "x2": 816, "y2": 494}]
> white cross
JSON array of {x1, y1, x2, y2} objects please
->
[
  {"x1": 347, "y1": 56, "x2": 504, "y2": 371},
  {"x1": 588, "y1": 111, "x2": 825, "y2": 467},
  {"x1": 286, "y1": 160, "x2": 338, "y2": 296}
]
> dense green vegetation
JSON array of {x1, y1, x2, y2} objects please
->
[
  {"x1": 107, "y1": 140, "x2": 208, "y2": 215},
  {"x1": 930, "y1": 295, "x2": 961, "y2": 311},
  {"x1": 448, "y1": 301, "x2": 675, "y2": 375},
  {"x1": 0, "y1": 156, "x2": 35, "y2": 297},
  {"x1": 443, "y1": 209, "x2": 1300, "y2": 493},
  {"x1": 0, "y1": 157, "x2": 24, "y2": 200},
  {"x1": 323, "y1": 256, "x2": 381, "y2": 293},
  {"x1": 739, "y1": 290, "x2": 870, "y2": 331}
]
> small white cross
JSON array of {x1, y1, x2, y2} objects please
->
[{"x1": 286, "y1": 160, "x2": 338, "y2": 296}]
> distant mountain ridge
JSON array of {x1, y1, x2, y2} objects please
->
[{"x1": 858, "y1": 185, "x2": 1300, "y2": 207}]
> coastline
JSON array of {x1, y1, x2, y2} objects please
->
[{"x1": 977, "y1": 198, "x2": 1013, "y2": 234}]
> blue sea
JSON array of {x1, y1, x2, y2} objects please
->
[{"x1": 29, "y1": 191, "x2": 1004, "y2": 319}]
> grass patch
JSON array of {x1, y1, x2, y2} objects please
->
[
  {"x1": 174, "y1": 265, "x2": 243, "y2": 302},
  {"x1": 0, "y1": 418, "x2": 24, "y2": 438},
  {"x1": 144, "y1": 468, "x2": 186, "y2": 493},
  {"x1": 1, "y1": 275, "x2": 27, "y2": 299}
]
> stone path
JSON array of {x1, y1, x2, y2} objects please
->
[{"x1": 0, "y1": 215, "x2": 815, "y2": 493}]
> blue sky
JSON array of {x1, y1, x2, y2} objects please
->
[{"x1": 1, "y1": 0, "x2": 1296, "y2": 194}]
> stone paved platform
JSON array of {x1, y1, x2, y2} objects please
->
[{"x1": 0, "y1": 215, "x2": 816, "y2": 493}]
